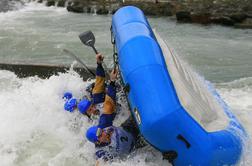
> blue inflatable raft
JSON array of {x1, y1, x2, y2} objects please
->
[{"x1": 111, "y1": 6, "x2": 247, "y2": 165}]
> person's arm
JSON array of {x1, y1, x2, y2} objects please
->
[
  {"x1": 103, "y1": 69, "x2": 118, "y2": 115},
  {"x1": 92, "y1": 54, "x2": 106, "y2": 104},
  {"x1": 98, "y1": 69, "x2": 118, "y2": 128}
]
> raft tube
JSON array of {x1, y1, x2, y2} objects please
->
[{"x1": 111, "y1": 6, "x2": 247, "y2": 165}]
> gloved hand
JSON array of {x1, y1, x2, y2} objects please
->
[
  {"x1": 110, "y1": 68, "x2": 118, "y2": 82},
  {"x1": 96, "y1": 53, "x2": 104, "y2": 64}
]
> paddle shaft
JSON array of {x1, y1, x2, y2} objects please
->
[
  {"x1": 63, "y1": 49, "x2": 96, "y2": 77},
  {"x1": 79, "y1": 31, "x2": 114, "y2": 74},
  {"x1": 91, "y1": 45, "x2": 98, "y2": 54},
  {"x1": 89, "y1": 46, "x2": 111, "y2": 75}
]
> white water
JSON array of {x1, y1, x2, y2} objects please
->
[
  {"x1": 0, "y1": 69, "x2": 170, "y2": 166},
  {"x1": 216, "y1": 78, "x2": 252, "y2": 166},
  {"x1": 0, "y1": 2, "x2": 251, "y2": 166},
  {"x1": 0, "y1": 69, "x2": 251, "y2": 166}
]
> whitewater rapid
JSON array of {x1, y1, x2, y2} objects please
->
[
  {"x1": 0, "y1": 2, "x2": 251, "y2": 166},
  {"x1": 0, "y1": 68, "x2": 171, "y2": 166},
  {"x1": 0, "y1": 68, "x2": 251, "y2": 166}
]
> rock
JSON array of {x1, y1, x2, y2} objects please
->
[
  {"x1": 234, "y1": 23, "x2": 252, "y2": 29},
  {"x1": 96, "y1": 8, "x2": 109, "y2": 15},
  {"x1": 0, "y1": 0, "x2": 25, "y2": 12},
  {"x1": 112, "y1": 8, "x2": 119, "y2": 15},
  {"x1": 230, "y1": 13, "x2": 247, "y2": 23},
  {"x1": 122, "y1": 1, "x2": 172, "y2": 16},
  {"x1": 176, "y1": 11, "x2": 191, "y2": 22},
  {"x1": 246, "y1": 14, "x2": 252, "y2": 18},
  {"x1": 66, "y1": 5, "x2": 84, "y2": 13},
  {"x1": 142, "y1": 6, "x2": 157, "y2": 15},
  {"x1": 84, "y1": 7, "x2": 91, "y2": 13},
  {"x1": 162, "y1": 5, "x2": 173, "y2": 16},
  {"x1": 37, "y1": 0, "x2": 43, "y2": 3},
  {"x1": 210, "y1": 16, "x2": 235, "y2": 26},
  {"x1": 57, "y1": 0, "x2": 65, "y2": 7},
  {"x1": 234, "y1": 18, "x2": 252, "y2": 29},
  {"x1": 191, "y1": 13, "x2": 211, "y2": 24},
  {"x1": 46, "y1": 0, "x2": 55, "y2": 7}
]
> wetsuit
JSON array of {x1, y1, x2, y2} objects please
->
[
  {"x1": 91, "y1": 63, "x2": 117, "y2": 128},
  {"x1": 95, "y1": 126, "x2": 135, "y2": 161},
  {"x1": 95, "y1": 117, "x2": 147, "y2": 162}
]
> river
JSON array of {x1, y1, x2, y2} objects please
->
[{"x1": 0, "y1": 2, "x2": 251, "y2": 166}]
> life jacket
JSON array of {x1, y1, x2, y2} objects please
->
[{"x1": 95, "y1": 126, "x2": 135, "y2": 161}]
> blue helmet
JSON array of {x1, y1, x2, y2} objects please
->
[
  {"x1": 63, "y1": 92, "x2": 73, "y2": 100},
  {"x1": 86, "y1": 126, "x2": 101, "y2": 143},
  {"x1": 64, "y1": 98, "x2": 77, "y2": 112},
  {"x1": 78, "y1": 99, "x2": 92, "y2": 114}
]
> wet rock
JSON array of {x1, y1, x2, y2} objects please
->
[
  {"x1": 230, "y1": 13, "x2": 247, "y2": 23},
  {"x1": 66, "y1": 5, "x2": 84, "y2": 13},
  {"x1": 37, "y1": 0, "x2": 43, "y2": 3},
  {"x1": 84, "y1": 6, "x2": 91, "y2": 13},
  {"x1": 112, "y1": 8, "x2": 119, "y2": 15},
  {"x1": 176, "y1": 11, "x2": 192, "y2": 22},
  {"x1": 0, "y1": 0, "x2": 25, "y2": 12},
  {"x1": 46, "y1": 0, "x2": 55, "y2": 7},
  {"x1": 211, "y1": 16, "x2": 235, "y2": 26},
  {"x1": 57, "y1": 0, "x2": 65, "y2": 7},
  {"x1": 191, "y1": 13, "x2": 211, "y2": 24},
  {"x1": 234, "y1": 18, "x2": 252, "y2": 29},
  {"x1": 96, "y1": 8, "x2": 109, "y2": 15},
  {"x1": 234, "y1": 23, "x2": 252, "y2": 29},
  {"x1": 122, "y1": 1, "x2": 173, "y2": 16}
]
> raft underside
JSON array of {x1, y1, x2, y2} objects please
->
[{"x1": 112, "y1": 6, "x2": 245, "y2": 166}]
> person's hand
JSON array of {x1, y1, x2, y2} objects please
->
[
  {"x1": 96, "y1": 53, "x2": 104, "y2": 64},
  {"x1": 110, "y1": 67, "x2": 118, "y2": 82}
]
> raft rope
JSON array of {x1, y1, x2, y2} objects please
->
[{"x1": 110, "y1": 25, "x2": 148, "y2": 150}]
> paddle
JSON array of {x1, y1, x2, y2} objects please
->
[
  {"x1": 63, "y1": 49, "x2": 95, "y2": 77},
  {"x1": 79, "y1": 31, "x2": 111, "y2": 74},
  {"x1": 79, "y1": 31, "x2": 98, "y2": 54}
]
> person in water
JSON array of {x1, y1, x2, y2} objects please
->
[
  {"x1": 86, "y1": 117, "x2": 146, "y2": 166},
  {"x1": 63, "y1": 53, "x2": 118, "y2": 128}
]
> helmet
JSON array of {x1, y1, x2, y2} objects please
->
[
  {"x1": 78, "y1": 99, "x2": 92, "y2": 114},
  {"x1": 63, "y1": 92, "x2": 73, "y2": 100},
  {"x1": 86, "y1": 126, "x2": 101, "y2": 143},
  {"x1": 64, "y1": 98, "x2": 77, "y2": 112}
]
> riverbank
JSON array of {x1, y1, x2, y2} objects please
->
[{"x1": 29, "y1": 0, "x2": 252, "y2": 28}]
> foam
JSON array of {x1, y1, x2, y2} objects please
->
[
  {"x1": 0, "y1": 69, "x2": 171, "y2": 166},
  {"x1": 216, "y1": 78, "x2": 252, "y2": 165}
]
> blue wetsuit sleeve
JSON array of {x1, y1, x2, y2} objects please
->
[
  {"x1": 98, "y1": 113, "x2": 116, "y2": 129},
  {"x1": 92, "y1": 63, "x2": 106, "y2": 104},
  {"x1": 96, "y1": 63, "x2": 105, "y2": 77},
  {"x1": 106, "y1": 81, "x2": 116, "y2": 101},
  {"x1": 95, "y1": 150, "x2": 113, "y2": 161}
]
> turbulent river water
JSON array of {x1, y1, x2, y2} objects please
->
[{"x1": 0, "y1": 2, "x2": 251, "y2": 166}]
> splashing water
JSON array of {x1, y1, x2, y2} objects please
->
[
  {"x1": 0, "y1": 68, "x2": 251, "y2": 165},
  {"x1": 0, "y1": 2, "x2": 251, "y2": 166},
  {"x1": 0, "y1": 68, "x2": 172, "y2": 166}
]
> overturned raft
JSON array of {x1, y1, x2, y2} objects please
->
[{"x1": 111, "y1": 6, "x2": 246, "y2": 165}]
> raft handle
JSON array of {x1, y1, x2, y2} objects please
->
[{"x1": 177, "y1": 134, "x2": 191, "y2": 149}]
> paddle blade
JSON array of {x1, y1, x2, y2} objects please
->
[{"x1": 79, "y1": 31, "x2": 95, "y2": 47}]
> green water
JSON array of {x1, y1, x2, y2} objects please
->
[
  {"x1": 0, "y1": 3, "x2": 251, "y2": 83},
  {"x1": 0, "y1": 2, "x2": 252, "y2": 166}
]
